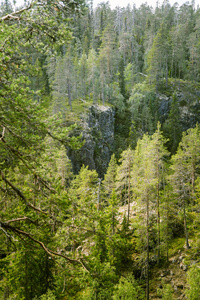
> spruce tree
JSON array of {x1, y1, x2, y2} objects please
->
[
  {"x1": 170, "y1": 124, "x2": 200, "y2": 249},
  {"x1": 150, "y1": 122, "x2": 169, "y2": 264},
  {"x1": 116, "y1": 147, "x2": 134, "y2": 224}
]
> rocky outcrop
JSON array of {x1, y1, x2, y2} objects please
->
[
  {"x1": 158, "y1": 90, "x2": 200, "y2": 130},
  {"x1": 67, "y1": 105, "x2": 115, "y2": 178}
]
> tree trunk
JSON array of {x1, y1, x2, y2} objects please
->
[
  {"x1": 166, "y1": 191, "x2": 169, "y2": 263},
  {"x1": 156, "y1": 153, "x2": 161, "y2": 265},
  {"x1": 157, "y1": 180, "x2": 160, "y2": 264},
  {"x1": 165, "y1": 54, "x2": 168, "y2": 88},
  {"x1": 101, "y1": 74, "x2": 105, "y2": 105},
  {"x1": 127, "y1": 161, "x2": 131, "y2": 225},
  {"x1": 183, "y1": 198, "x2": 190, "y2": 249},
  {"x1": 67, "y1": 78, "x2": 72, "y2": 111},
  {"x1": 146, "y1": 190, "x2": 150, "y2": 300},
  {"x1": 97, "y1": 178, "x2": 101, "y2": 211},
  {"x1": 156, "y1": 73, "x2": 159, "y2": 94}
]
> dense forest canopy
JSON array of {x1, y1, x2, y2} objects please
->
[{"x1": 1, "y1": 0, "x2": 200, "y2": 299}]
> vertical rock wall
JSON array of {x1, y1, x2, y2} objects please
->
[{"x1": 67, "y1": 105, "x2": 115, "y2": 178}]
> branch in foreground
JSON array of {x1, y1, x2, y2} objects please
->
[
  {"x1": 0, "y1": 221, "x2": 90, "y2": 273},
  {"x1": 0, "y1": 127, "x2": 5, "y2": 141},
  {"x1": 0, "y1": 3, "x2": 33, "y2": 22},
  {"x1": 0, "y1": 169, "x2": 48, "y2": 215},
  {"x1": 5, "y1": 217, "x2": 38, "y2": 225},
  {"x1": 0, "y1": 137, "x2": 56, "y2": 194}
]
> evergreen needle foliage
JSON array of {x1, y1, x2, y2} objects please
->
[{"x1": 1, "y1": 0, "x2": 200, "y2": 299}]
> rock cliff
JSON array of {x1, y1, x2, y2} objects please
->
[
  {"x1": 67, "y1": 105, "x2": 115, "y2": 178},
  {"x1": 159, "y1": 90, "x2": 200, "y2": 131}
]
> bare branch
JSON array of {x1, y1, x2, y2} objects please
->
[
  {"x1": 0, "y1": 185, "x2": 6, "y2": 193},
  {"x1": 5, "y1": 217, "x2": 38, "y2": 225},
  {"x1": 80, "y1": 99, "x2": 88, "y2": 103},
  {"x1": 0, "y1": 221, "x2": 90, "y2": 272},
  {"x1": 0, "y1": 127, "x2": 5, "y2": 141},
  {"x1": 1, "y1": 14, "x2": 20, "y2": 21},
  {"x1": 0, "y1": 170, "x2": 26, "y2": 202},
  {"x1": 68, "y1": 225, "x2": 96, "y2": 234},
  {"x1": 0, "y1": 138, "x2": 56, "y2": 194},
  {"x1": 0, "y1": 169, "x2": 48, "y2": 215},
  {"x1": 0, "y1": 3, "x2": 33, "y2": 23},
  {"x1": 0, "y1": 223, "x2": 18, "y2": 241},
  {"x1": 0, "y1": 121, "x2": 29, "y2": 146},
  {"x1": 47, "y1": 130, "x2": 69, "y2": 144},
  {"x1": 0, "y1": 37, "x2": 10, "y2": 52}
]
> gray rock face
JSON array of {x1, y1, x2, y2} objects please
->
[
  {"x1": 158, "y1": 91, "x2": 200, "y2": 130},
  {"x1": 68, "y1": 105, "x2": 115, "y2": 178},
  {"x1": 158, "y1": 94, "x2": 170, "y2": 123}
]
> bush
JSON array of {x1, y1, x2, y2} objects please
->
[
  {"x1": 112, "y1": 273, "x2": 145, "y2": 300},
  {"x1": 186, "y1": 265, "x2": 200, "y2": 300}
]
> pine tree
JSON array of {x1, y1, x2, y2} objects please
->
[
  {"x1": 113, "y1": 273, "x2": 145, "y2": 300},
  {"x1": 52, "y1": 56, "x2": 67, "y2": 115},
  {"x1": 150, "y1": 122, "x2": 169, "y2": 263},
  {"x1": 170, "y1": 24, "x2": 187, "y2": 82},
  {"x1": 77, "y1": 52, "x2": 89, "y2": 99},
  {"x1": 163, "y1": 92, "x2": 182, "y2": 154},
  {"x1": 87, "y1": 48, "x2": 100, "y2": 103},
  {"x1": 116, "y1": 147, "x2": 134, "y2": 224},
  {"x1": 170, "y1": 124, "x2": 200, "y2": 249},
  {"x1": 102, "y1": 154, "x2": 118, "y2": 201},
  {"x1": 68, "y1": 165, "x2": 100, "y2": 245},
  {"x1": 0, "y1": 3, "x2": 88, "y2": 297},
  {"x1": 98, "y1": 25, "x2": 119, "y2": 104},
  {"x1": 186, "y1": 265, "x2": 200, "y2": 300},
  {"x1": 63, "y1": 45, "x2": 75, "y2": 111},
  {"x1": 133, "y1": 134, "x2": 156, "y2": 300},
  {"x1": 128, "y1": 83, "x2": 157, "y2": 137},
  {"x1": 147, "y1": 23, "x2": 171, "y2": 89},
  {"x1": 187, "y1": 15, "x2": 200, "y2": 82}
]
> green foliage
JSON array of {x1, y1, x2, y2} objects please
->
[
  {"x1": 102, "y1": 154, "x2": 118, "y2": 199},
  {"x1": 116, "y1": 147, "x2": 134, "y2": 206},
  {"x1": 124, "y1": 63, "x2": 140, "y2": 96},
  {"x1": 89, "y1": 261, "x2": 118, "y2": 299},
  {"x1": 186, "y1": 265, "x2": 200, "y2": 300},
  {"x1": 0, "y1": 2, "x2": 87, "y2": 299},
  {"x1": 163, "y1": 92, "x2": 182, "y2": 154},
  {"x1": 170, "y1": 123, "x2": 200, "y2": 206},
  {"x1": 0, "y1": 248, "x2": 55, "y2": 299},
  {"x1": 147, "y1": 23, "x2": 171, "y2": 88},
  {"x1": 112, "y1": 273, "x2": 145, "y2": 300},
  {"x1": 157, "y1": 281, "x2": 173, "y2": 300},
  {"x1": 2, "y1": 2, "x2": 200, "y2": 299},
  {"x1": 34, "y1": 289, "x2": 56, "y2": 300},
  {"x1": 128, "y1": 83, "x2": 158, "y2": 139},
  {"x1": 110, "y1": 82, "x2": 126, "y2": 113}
]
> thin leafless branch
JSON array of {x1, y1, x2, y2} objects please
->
[
  {"x1": 0, "y1": 169, "x2": 48, "y2": 215},
  {"x1": 0, "y1": 221, "x2": 90, "y2": 272},
  {"x1": 0, "y1": 138, "x2": 56, "y2": 194},
  {"x1": 0, "y1": 3, "x2": 33, "y2": 22},
  {"x1": 5, "y1": 216, "x2": 38, "y2": 225},
  {"x1": 0, "y1": 127, "x2": 5, "y2": 141}
]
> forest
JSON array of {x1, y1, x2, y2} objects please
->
[{"x1": 1, "y1": 0, "x2": 200, "y2": 299}]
